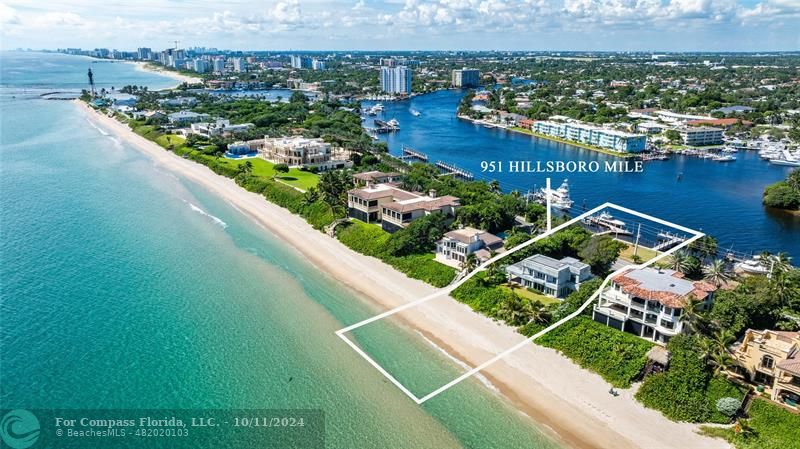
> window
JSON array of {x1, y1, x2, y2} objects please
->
[{"x1": 761, "y1": 355, "x2": 775, "y2": 369}]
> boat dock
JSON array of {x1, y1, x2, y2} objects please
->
[
  {"x1": 436, "y1": 161, "x2": 474, "y2": 181},
  {"x1": 401, "y1": 146, "x2": 428, "y2": 162},
  {"x1": 653, "y1": 232, "x2": 686, "y2": 251}
]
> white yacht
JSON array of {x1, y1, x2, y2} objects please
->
[
  {"x1": 386, "y1": 118, "x2": 400, "y2": 129},
  {"x1": 735, "y1": 256, "x2": 770, "y2": 275},
  {"x1": 535, "y1": 179, "x2": 574, "y2": 210},
  {"x1": 585, "y1": 211, "x2": 630, "y2": 234},
  {"x1": 712, "y1": 154, "x2": 736, "y2": 162},
  {"x1": 410, "y1": 108, "x2": 421, "y2": 117}
]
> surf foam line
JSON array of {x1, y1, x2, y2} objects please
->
[{"x1": 185, "y1": 201, "x2": 228, "y2": 228}]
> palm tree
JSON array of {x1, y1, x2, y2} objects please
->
[
  {"x1": 302, "y1": 187, "x2": 320, "y2": 206},
  {"x1": 522, "y1": 300, "x2": 551, "y2": 325},
  {"x1": 703, "y1": 259, "x2": 732, "y2": 288},
  {"x1": 462, "y1": 254, "x2": 478, "y2": 273},
  {"x1": 681, "y1": 296, "x2": 707, "y2": 335},
  {"x1": 488, "y1": 180, "x2": 501, "y2": 194},
  {"x1": 706, "y1": 329, "x2": 736, "y2": 375},
  {"x1": 668, "y1": 251, "x2": 692, "y2": 274}
]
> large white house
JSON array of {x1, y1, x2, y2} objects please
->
[
  {"x1": 506, "y1": 254, "x2": 593, "y2": 298},
  {"x1": 435, "y1": 227, "x2": 503, "y2": 267},
  {"x1": 189, "y1": 119, "x2": 254, "y2": 137},
  {"x1": 229, "y1": 136, "x2": 351, "y2": 171},
  {"x1": 592, "y1": 267, "x2": 717, "y2": 344}
]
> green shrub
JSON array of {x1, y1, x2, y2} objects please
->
[
  {"x1": 535, "y1": 317, "x2": 653, "y2": 388},
  {"x1": 701, "y1": 399, "x2": 800, "y2": 449},
  {"x1": 636, "y1": 336, "x2": 746, "y2": 423},
  {"x1": 451, "y1": 275, "x2": 514, "y2": 316},
  {"x1": 336, "y1": 221, "x2": 455, "y2": 287},
  {"x1": 716, "y1": 397, "x2": 742, "y2": 418}
]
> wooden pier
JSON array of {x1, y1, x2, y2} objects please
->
[
  {"x1": 401, "y1": 146, "x2": 428, "y2": 162},
  {"x1": 435, "y1": 161, "x2": 474, "y2": 181}
]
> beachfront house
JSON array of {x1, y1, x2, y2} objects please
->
[
  {"x1": 505, "y1": 254, "x2": 593, "y2": 298},
  {"x1": 592, "y1": 267, "x2": 717, "y2": 344},
  {"x1": 729, "y1": 329, "x2": 800, "y2": 409},
  {"x1": 435, "y1": 227, "x2": 503, "y2": 267},
  {"x1": 227, "y1": 136, "x2": 351, "y2": 171},
  {"x1": 347, "y1": 183, "x2": 460, "y2": 233},
  {"x1": 352, "y1": 171, "x2": 402, "y2": 186},
  {"x1": 167, "y1": 110, "x2": 210, "y2": 125},
  {"x1": 189, "y1": 119, "x2": 254, "y2": 138}
]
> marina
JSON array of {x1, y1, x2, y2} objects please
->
[{"x1": 361, "y1": 91, "x2": 800, "y2": 258}]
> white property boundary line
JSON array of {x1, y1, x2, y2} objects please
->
[{"x1": 335, "y1": 202, "x2": 704, "y2": 404}]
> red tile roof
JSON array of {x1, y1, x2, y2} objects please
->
[{"x1": 612, "y1": 269, "x2": 717, "y2": 308}]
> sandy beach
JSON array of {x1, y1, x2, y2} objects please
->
[
  {"x1": 129, "y1": 61, "x2": 202, "y2": 87},
  {"x1": 77, "y1": 101, "x2": 730, "y2": 449}
]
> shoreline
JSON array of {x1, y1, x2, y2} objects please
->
[
  {"x1": 128, "y1": 61, "x2": 202, "y2": 88},
  {"x1": 77, "y1": 101, "x2": 730, "y2": 449}
]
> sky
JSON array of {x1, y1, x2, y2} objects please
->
[{"x1": 1, "y1": 0, "x2": 799, "y2": 52}]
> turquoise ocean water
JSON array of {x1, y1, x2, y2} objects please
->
[{"x1": 0, "y1": 52, "x2": 562, "y2": 448}]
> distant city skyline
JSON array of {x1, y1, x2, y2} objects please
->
[{"x1": 1, "y1": 0, "x2": 799, "y2": 52}]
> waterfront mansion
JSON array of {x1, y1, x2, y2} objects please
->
[
  {"x1": 227, "y1": 136, "x2": 352, "y2": 171},
  {"x1": 505, "y1": 254, "x2": 593, "y2": 298},
  {"x1": 592, "y1": 267, "x2": 717, "y2": 344},
  {"x1": 435, "y1": 227, "x2": 504, "y2": 267},
  {"x1": 347, "y1": 183, "x2": 460, "y2": 233},
  {"x1": 729, "y1": 329, "x2": 800, "y2": 409}
]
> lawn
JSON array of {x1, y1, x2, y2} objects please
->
[
  {"x1": 701, "y1": 398, "x2": 800, "y2": 449},
  {"x1": 178, "y1": 149, "x2": 319, "y2": 191},
  {"x1": 499, "y1": 284, "x2": 561, "y2": 305},
  {"x1": 618, "y1": 242, "x2": 659, "y2": 263}
]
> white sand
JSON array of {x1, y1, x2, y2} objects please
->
[
  {"x1": 129, "y1": 61, "x2": 202, "y2": 87},
  {"x1": 78, "y1": 101, "x2": 730, "y2": 449}
]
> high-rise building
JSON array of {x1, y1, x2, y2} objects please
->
[
  {"x1": 290, "y1": 55, "x2": 313, "y2": 69},
  {"x1": 212, "y1": 58, "x2": 226, "y2": 73},
  {"x1": 380, "y1": 66, "x2": 412, "y2": 95},
  {"x1": 452, "y1": 68, "x2": 481, "y2": 88},
  {"x1": 193, "y1": 59, "x2": 208, "y2": 73},
  {"x1": 137, "y1": 47, "x2": 152, "y2": 60},
  {"x1": 312, "y1": 59, "x2": 326, "y2": 70},
  {"x1": 232, "y1": 57, "x2": 246, "y2": 73}
]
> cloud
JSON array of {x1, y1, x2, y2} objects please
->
[{"x1": 0, "y1": 3, "x2": 20, "y2": 24}]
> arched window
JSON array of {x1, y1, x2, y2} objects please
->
[{"x1": 761, "y1": 355, "x2": 775, "y2": 369}]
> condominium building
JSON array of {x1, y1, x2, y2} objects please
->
[
  {"x1": 289, "y1": 55, "x2": 313, "y2": 69},
  {"x1": 380, "y1": 66, "x2": 412, "y2": 95},
  {"x1": 232, "y1": 57, "x2": 246, "y2": 73},
  {"x1": 676, "y1": 126, "x2": 724, "y2": 146},
  {"x1": 506, "y1": 254, "x2": 593, "y2": 298},
  {"x1": 592, "y1": 267, "x2": 717, "y2": 344},
  {"x1": 212, "y1": 58, "x2": 226, "y2": 73},
  {"x1": 532, "y1": 120, "x2": 647, "y2": 153},
  {"x1": 730, "y1": 329, "x2": 800, "y2": 409},
  {"x1": 311, "y1": 59, "x2": 326, "y2": 70},
  {"x1": 192, "y1": 59, "x2": 208, "y2": 73},
  {"x1": 347, "y1": 184, "x2": 459, "y2": 233},
  {"x1": 435, "y1": 227, "x2": 503, "y2": 266},
  {"x1": 136, "y1": 47, "x2": 152, "y2": 60},
  {"x1": 452, "y1": 68, "x2": 481, "y2": 88}
]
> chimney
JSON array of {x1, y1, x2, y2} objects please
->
[{"x1": 428, "y1": 189, "x2": 437, "y2": 198}]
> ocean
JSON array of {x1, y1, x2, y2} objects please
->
[{"x1": 0, "y1": 52, "x2": 562, "y2": 448}]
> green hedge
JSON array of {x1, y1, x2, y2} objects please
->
[
  {"x1": 237, "y1": 175, "x2": 333, "y2": 230},
  {"x1": 336, "y1": 221, "x2": 455, "y2": 288},
  {"x1": 535, "y1": 317, "x2": 653, "y2": 388},
  {"x1": 702, "y1": 399, "x2": 800, "y2": 449},
  {"x1": 451, "y1": 275, "x2": 515, "y2": 316},
  {"x1": 636, "y1": 335, "x2": 746, "y2": 422}
]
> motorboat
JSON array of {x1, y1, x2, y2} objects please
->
[
  {"x1": 534, "y1": 179, "x2": 574, "y2": 210},
  {"x1": 712, "y1": 154, "x2": 736, "y2": 162},
  {"x1": 735, "y1": 256, "x2": 770, "y2": 275}
]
